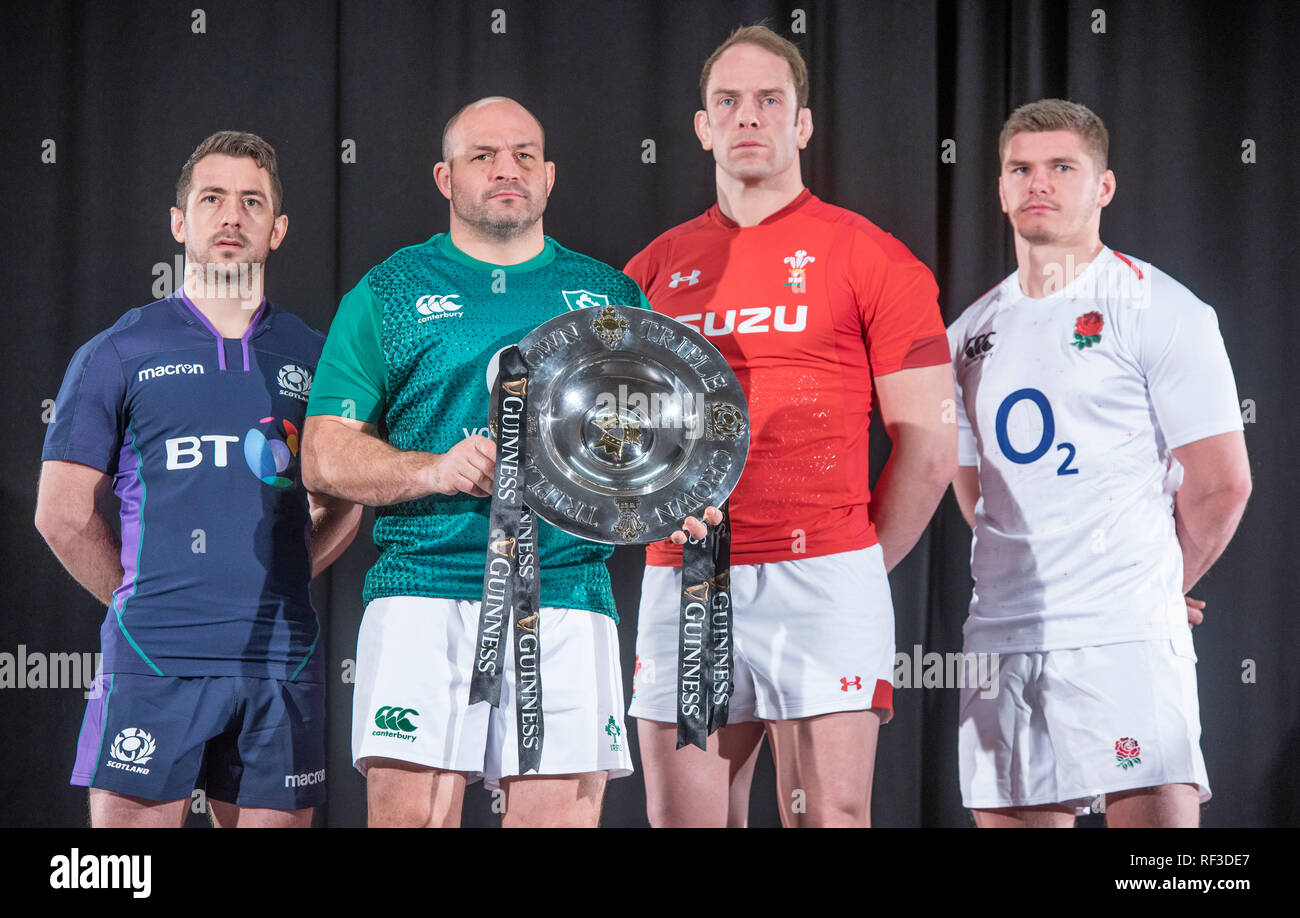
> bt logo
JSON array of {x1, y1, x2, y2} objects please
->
[{"x1": 164, "y1": 417, "x2": 300, "y2": 488}]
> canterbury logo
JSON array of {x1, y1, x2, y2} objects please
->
[
  {"x1": 963, "y1": 332, "x2": 996, "y2": 361},
  {"x1": 684, "y1": 582, "x2": 710, "y2": 602},
  {"x1": 374, "y1": 706, "x2": 419, "y2": 732},
  {"x1": 517, "y1": 613, "x2": 539, "y2": 633},
  {"x1": 503, "y1": 378, "x2": 527, "y2": 397},
  {"x1": 840, "y1": 676, "x2": 862, "y2": 692},
  {"x1": 415, "y1": 294, "x2": 463, "y2": 315}
]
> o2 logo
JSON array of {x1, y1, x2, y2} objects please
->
[
  {"x1": 243, "y1": 416, "x2": 300, "y2": 487},
  {"x1": 994, "y1": 388, "x2": 1078, "y2": 475}
]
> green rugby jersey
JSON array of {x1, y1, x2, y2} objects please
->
[{"x1": 307, "y1": 234, "x2": 649, "y2": 619}]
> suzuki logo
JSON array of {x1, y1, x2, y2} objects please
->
[{"x1": 675, "y1": 305, "x2": 807, "y2": 336}]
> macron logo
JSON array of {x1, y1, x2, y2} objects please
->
[
  {"x1": 284, "y1": 768, "x2": 325, "y2": 788},
  {"x1": 138, "y1": 363, "x2": 204, "y2": 382}
]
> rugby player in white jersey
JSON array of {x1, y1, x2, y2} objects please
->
[{"x1": 948, "y1": 99, "x2": 1252, "y2": 827}]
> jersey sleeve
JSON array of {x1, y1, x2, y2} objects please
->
[
  {"x1": 1135, "y1": 281, "x2": 1243, "y2": 450},
  {"x1": 623, "y1": 242, "x2": 661, "y2": 299},
  {"x1": 41, "y1": 330, "x2": 126, "y2": 474},
  {"x1": 306, "y1": 278, "x2": 387, "y2": 425},
  {"x1": 852, "y1": 230, "x2": 949, "y2": 376},
  {"x1": 946, "y1": 318, "x2": 979, "y2": 466}
]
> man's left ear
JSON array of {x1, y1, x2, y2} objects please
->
[
  {"x1": 545, "y1": 160, "x2": 556, "y2": 196},
  {"x1": 797, "y1": 108, "x2": 813, "y2": 150},
  {"x1": 1098, "y1": 168, "x2": 1117, "y2": 208},
  {"x1": 269, "y1": 213, "x2": 289, "y2": 251}
]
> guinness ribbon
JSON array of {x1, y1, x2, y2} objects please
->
[
  {"x1": 470, "y1": 346, "x2": 543, "y2": 774},
  {"x1": 675, "y1": 503, "x2": 733, "y2": 750}
]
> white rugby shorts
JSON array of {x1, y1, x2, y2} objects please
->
[
  {"x1": 959, "y1": 638, "x2": 1211, "y2": 812},
  {"x1": 351, "y1": 597, "x2": 633, "y2": 789},
  {"x1": 629, "y1": 545, "x2": 896, "y2": 723}
]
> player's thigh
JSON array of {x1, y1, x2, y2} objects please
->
[
  {"x1": 205, "y1": 676, "x2": 326, "y2": 815},
  {"x1": 764, "y1": 710, "x2": 881, "y2": 828},
  {"x1": 366, "y1": 758, "x2": 469, "y2": 828},
  {"x1": 739, "y1": 546, "x2": 896, "y2": 724},
  {"x1": 1105, "y1": 783, "x2": 1200, "y2": 828},
  {"x1": 498, "y1": 771, "x2": 608, "y2": 828},
  {"x1": 636, "y1": 718, "x2": 764, "y2": 828},
  {"x1": 89, "y1": 788, "x2": 189, "y2": 828},
  {"x1": 208, "y1": 799, "x2": 313, "y2": 828},
  {"x1": 971, "y1": 805, "x2": 1077, "y2": 828}
]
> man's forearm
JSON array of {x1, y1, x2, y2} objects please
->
[
  {"x1": 41, "y1": 517, "x2": 123, "y2": 607},
  {"x1": 870, "y1": 431, "x2": 957, "y2": 572},
  {"x1": 1175, "y1": 487, "x2": 1249, "y2": 592},
  {"x1": 302, "y1": 418, "x2": 437, "y2": 506},
  {"x1": 309, "y1": 497, "x2": 363, "y2": 578}
]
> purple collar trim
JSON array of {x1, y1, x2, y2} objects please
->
[{"x1": 176, "y1": 288, "x2": 267, "y2": 371}]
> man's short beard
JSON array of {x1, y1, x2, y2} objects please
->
[
  {"x1": 451, "y1": 182, "x2": 546, "y2": 241},
  {"x1": 184, "y1": 243, "x2": 265, "y2": 300},
  {"x1": 458, "y1": 206, "x2": 537, "y2": 241}
]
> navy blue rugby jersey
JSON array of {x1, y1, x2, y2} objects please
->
[{"x1": 42, "y1": 291, "x2": 326, "y2": 681}]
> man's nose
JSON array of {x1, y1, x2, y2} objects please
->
[
  {"x1": 218, "y1": 196, "x2": 243, "y2": 225},
  {"x1": 734, "y1": 98, "x2": 762, "y2": 127}
]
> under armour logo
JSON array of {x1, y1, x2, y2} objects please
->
[
  {"x1": 669, "y1": 270, "x2": 701, "y2": 288},
  {"x1": 840, "y1": 676, "x2": 862, "y2": 692}
]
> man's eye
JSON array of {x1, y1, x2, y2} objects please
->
[
  {"x1": 244, "y1": 198, "x2": 260, "y2": 208},
  {"x1": 517, "y1": 152, "x2": 532, "y2": 160},
  {"x1": 203, "y1": 195, "x2": 220, "y2": 204},
  {"x1": 719, "y1": 98, "x2": 734, "y2": 107},
  {"x1": 762, "y1": 97, "x2": 778, "y2": 105},
  {"x1": 1055, "y1": 164, "x2": 1071, "y2": 172}
]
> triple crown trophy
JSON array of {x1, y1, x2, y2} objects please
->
[{"x1": 471, "y1": 304, "x2": 750, "y2": 772}]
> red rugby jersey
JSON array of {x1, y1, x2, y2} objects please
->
[{"x1": 626, "y1": 190, "x2": 947, "y2": 567}]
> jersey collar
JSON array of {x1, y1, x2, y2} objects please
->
[
  {"x1": 434, "y1": 233, "x2": 557, "y2": 273},
  {"x1": 1003, "y1": 246, "x2": 1115, "y2": 305},
  {"x1": 709, "y1": 188, "x2": 813, "y2": 230},
  {"x1": 172, "y1": 287, "x2": 270, "y2": 372}
]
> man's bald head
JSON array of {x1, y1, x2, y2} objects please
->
[{"x1": 440, "y1": 96, "x2": 546, "y2": 163}]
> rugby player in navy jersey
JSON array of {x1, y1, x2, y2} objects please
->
[{"x1": 36, "y1": 131, "x2": 361, "y2": 828}]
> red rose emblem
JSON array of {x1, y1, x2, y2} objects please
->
[
  {"x1": 1115, "y1": 737, "x2": 1141, "y2": 759},
  {"x1": 1075, "y1": 311, "x2": 1104, "y2": 337}
]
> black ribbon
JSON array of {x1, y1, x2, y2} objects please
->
[
  {"x1": 471, "y1": 346, "x2": 543, "y2": 774},
  {"x1": 675, "y1": 503, "x2": 732, "y2": 750}
]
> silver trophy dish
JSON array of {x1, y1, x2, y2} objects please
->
[{"x1": 511, "y1": 304, "x2": 750, "y2": 544}]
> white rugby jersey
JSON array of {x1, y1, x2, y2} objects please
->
[{"x1": 948, "y1": 247, "x2": 1242, "y2": 654}]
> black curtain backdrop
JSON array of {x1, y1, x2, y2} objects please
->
[{"x1": 2, "y1": 0, "x2": 1296, "y2": 828}]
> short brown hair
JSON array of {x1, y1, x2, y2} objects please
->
[
  {"x1": 176, "y1": 131, "x2": 284, "y2": 215},
  {"x1": 699, "y1": 24, "x2": 809, "y2": 110},
  {"x1": 998, "y1": 99, "x2": 1109, "y2": 171}
]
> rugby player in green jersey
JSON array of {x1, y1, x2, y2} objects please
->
[{"x1": 302, "y1": 97, "x2": 712, "y2": 827}]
